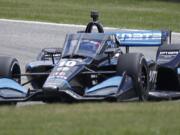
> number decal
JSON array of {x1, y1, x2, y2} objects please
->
[
  {"x1": 66, "y1": 61, "x2": 76, "y2": 67},
  {"x1": 59, "y1": 60, "x2": 77, "y2": 67},
  {"x1": 59, "y1": 61, "x2": 66, "y2": 66}
]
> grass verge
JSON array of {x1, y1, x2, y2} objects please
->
[
  {"x1": 0, "y1": 102, "x2": 180, "y2": 135},
  {"x1": 0, "y1": 0, "x2": 180, "y2": 31}
]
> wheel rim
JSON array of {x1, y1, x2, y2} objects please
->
[
  {"x1": 11, "y1": 62, "x2": 21, "y2": 83},
  {"x1": 139, "y1": 66, "x2": 148, "y2": 100}
]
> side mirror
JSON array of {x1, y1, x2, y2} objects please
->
[
  {"x1": 104, "y1": 48, "x2": 116, "y2": 55},
  {"x1": 42, "y1": 48, "x2": 62, "y2": 64},
  {"x1": 104, "y1": 48, "x2": 117, "y2": 64}
]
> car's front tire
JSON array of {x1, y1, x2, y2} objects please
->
[
  {"x1": 0, "y1": 56, "x2": 21, "y2": 83},
  {"x1": 117, "y1": 53, "x2": 149, "y2": 101}
]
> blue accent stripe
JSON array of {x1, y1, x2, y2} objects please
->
[
  {"x1": 0, "y1": 78, "x2": 28, "y2": 94},
  {"x1": 177, "y1": 68, "x2": 180, "y2": 74},
  {"x1": 86, "y1": 76, "x2": 122, "y2": 94}
]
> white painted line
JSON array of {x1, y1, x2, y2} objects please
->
[
  {"x1": 172, "y1": 32, "x2": 180, "y2": 35},
  {"x1": 0, "y1": 18, "x2": 180, "y2": 35},
  {"x1": 0, "y1": 18, "x2": 117, "y2": 30},
  {"x1": 0, "y1": 19, "x2": 128, "y2": 30},
  {"x1": 0, "y1": 18, "x2": 86, "y2": 28}
]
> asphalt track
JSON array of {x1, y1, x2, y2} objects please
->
[
  {"x1": 0, "y1": 19, "x2": 180, "y2": 105},
  {"x1": 1, "y1": 19, "x2": 180, "y2": 66}
]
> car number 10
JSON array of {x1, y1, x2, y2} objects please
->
[{"x1": 59, "y1": 60, "x2": 77, "y2": 67}]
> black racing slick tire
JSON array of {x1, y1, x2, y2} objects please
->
[
  {"x1": 117, "y1": 53, "x2": 149, "y2": 101},
  {"x1": 0, "y1": 56, "x2": 21, "y2": 83}
]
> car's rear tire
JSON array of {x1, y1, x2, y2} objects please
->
[
  {"x1": 117, "y1": 53, "x2": 149, "y2": 101},
  {"x1": 0, "y1": 56, "x2": 21, "y2": 83}
]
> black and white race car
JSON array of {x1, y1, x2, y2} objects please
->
[{"x1": 0, "y1": 12, "x2": 179, "y2": 103}]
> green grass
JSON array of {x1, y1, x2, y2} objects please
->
[
  {"x1": 0, "y1": 0, "x2": 180, "y2": 31},
  {"x1": 0, "y1": 102, "x2": 180, "y2": 135}
]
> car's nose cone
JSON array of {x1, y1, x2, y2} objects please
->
[{"x1": 43, "y1": 78, "x2": 71, "y2": 91}]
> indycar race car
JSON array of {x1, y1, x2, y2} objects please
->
[{"x1": 0, "y1": 12, "x2": 180, "y2": 103}]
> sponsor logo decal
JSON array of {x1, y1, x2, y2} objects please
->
[
  {"x1": 116, "y1": 32, "x2": 162, "y2": 41},
  {"x1": 160, "y1": 51, "x2": 179, "y2": 55}
]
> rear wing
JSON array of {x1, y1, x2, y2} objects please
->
[{"x1": 115, "y1": 30, "x2": 171, "y2": 47}]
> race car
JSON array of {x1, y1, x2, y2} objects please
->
[{"x1": 0, "y1": 11, "x2": 179, "y2": 103}]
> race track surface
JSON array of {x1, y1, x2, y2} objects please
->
[
  {"x1": 1, "y1": 19, "x2": 180, "y2": 67},
  {"x1": 0, "y1": 20, "x2": 84, "y2": 68}
]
